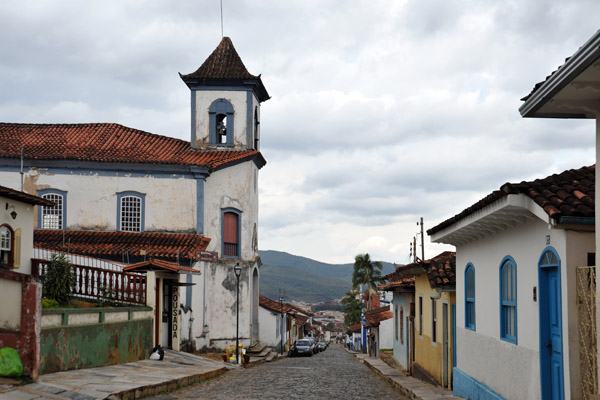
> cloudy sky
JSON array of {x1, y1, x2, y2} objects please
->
[{"x1": 0, "y1": 1, "x2": 598, "y2": 264}]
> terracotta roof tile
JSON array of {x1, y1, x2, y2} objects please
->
[
  {"x1": 295, "y1": 314, "x2": 308, "y2": 325},
  {"x1": 259, "y1": 295, "x2": 292, "y2": 314},
  {"x1": 428, "y1": 165, "x2": 595, "y2": 235},
  {"x1": 34, "y1": 230, "x2": 210, "y2": 261},
  {"x1": 365, "y1": 305, "x2": 393, "y2": 326},
  {"x1": 521, "y1": 57, "x2": 571, "y2": 101},
  {"x1": 349, "y1": 323, "x2": 362, "y2": 333},
  {"x1": 396, "y1": 251, "x2": 456, "y2": 290},
  {"x1": 380, "y1": 268, "x2": 415, "y2": 291},
  {"x1": 0, "y1": 123, "x2": 266, "y2": 170},
  {"x1": 287, "y1": 303, "x2": 314, "y2": 317}
]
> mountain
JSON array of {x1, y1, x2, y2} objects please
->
[{"x1": 258, "y1": 250, "x2": 396, "y2": 303}]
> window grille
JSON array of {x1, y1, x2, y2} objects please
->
[
  {"x1": 120, "y1": 196, "x2": 142, "y2": 232},
  {"x1": 42, "y1": 193, "x2": 63, "y2": 229}
]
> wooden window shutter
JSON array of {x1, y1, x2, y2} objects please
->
[
  {"x1": 13, "y1": 228, "x2": 21, "y2": 269},
  {"x1": 224, "y1": 213, "x2": 238, "y2": 244}
]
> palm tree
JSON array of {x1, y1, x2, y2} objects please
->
[
  {"x1": 342, "y1": 289, "x2": 362, "y2": 328},
  {"x1": 352, "y1": 253, "x2": 383, "y2": 310}
]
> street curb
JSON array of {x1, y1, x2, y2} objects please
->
[{"x1": 111, "y1": 366, "x2": 227, "y2": 399}]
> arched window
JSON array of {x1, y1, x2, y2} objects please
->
[
  {"x1": 465, "y1": 263, "x2": 475, "y2": 330},
  {"x1": 38, "y1": 189, "x2": 67, "y2": 230},
  {"x1": 1, "y1": 225, "x2": 14, "y2": 269},
  {"x1": 500, "y1": 256, "x2": 517, "y2": 343},
  {"x1": 209, "y1": 99, "x2": 234, "y2": 146},
  {"x1": 222, "y1": 208, "x2": 241, "y2": 258},
  {"x1": 117, "y1": 191, "x2": 145, "y2": 232}
]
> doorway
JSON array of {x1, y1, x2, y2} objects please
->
[
  {"x1": 442, "y1": 302, "x2": 449, "y2": 388},
  {"x1": 161, "y1": 279, "x2": 174, "y2": 348},
  {"x1": 538, "y1": 247, "x2": 564, "y2": 400}
]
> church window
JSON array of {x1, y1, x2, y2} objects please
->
[
  {"x1": 222, "y1": 208, "x2": 241, "y2": 258},
  {"x1": 38, "y1": 189, "x2": 67, "y2": 230},
  {"x1": 117, "y1": 191, "x2": 145, "y2": 232}
]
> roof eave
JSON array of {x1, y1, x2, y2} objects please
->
[{"x1": 519, "y1": 29, "x2": 600, "y2": 118}]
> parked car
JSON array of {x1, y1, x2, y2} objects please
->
[
  {"x1": 289, "y1": 339, "x2": 313, "y2": 357},
  {"x1": 317, "y1": 341, "x2": 327, "y2": 352},
  {"x1": 306, "y1": 337, "x2": 319, "y2": 354}
]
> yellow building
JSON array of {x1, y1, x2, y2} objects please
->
[{"x1": 397, "y1": 251, "x2": 456, "y2": 389}]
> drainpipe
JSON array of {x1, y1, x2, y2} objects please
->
[{"x1": 202, "y1": 262, "x2": 208, "y2": 333}]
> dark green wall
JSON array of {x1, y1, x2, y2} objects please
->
[{"x1": 40, "y1": 318, "x2": 152, "y2": 374}]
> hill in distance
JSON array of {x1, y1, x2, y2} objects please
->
[{"x1": 258, "y1": 250, "x2": 396, "y2": 303}]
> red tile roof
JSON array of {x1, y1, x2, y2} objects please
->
[
  {"x1": 364, "y1": 305, "x2": 393, "y2": 326},
  {"x1": 287, "y1": 303, "x2": 314, "y2": 317},
  {"x1": 259, "y1": 295, "x2": 292, "y2": 314},
  {"x1": 428, "y1": 165, "x2": 595, "y2": 235},
  {"x1": 295, "y1": 314, "x2": 308, "y2": 325},
  {"x1": 34, "y1": 230, "x2": 210, "y2": 261},
  {"x1": 349, "y1": 323, "x2": 362, "y2": 333},
  {"x1": 0, "y1": 185, "x2": 55, "y2": 207},
  {"x1": 520, "y1": 57, "x2": 571, "y2": 102},
  {"x1": 379, "y1": 269, "x2": 415, "y2": 291},
  {"x1": 179, "y1": 37, "x2": 269, "y2": 102},
  {"x1": 0, "y1": 123, "x2": 266, "y2": 170},
  {"x1": 397, "y1": 251, "x2": 456, "y2": 290},
  {"x1": 124, "y1": 258, "x2": 199, "y2": 274}
]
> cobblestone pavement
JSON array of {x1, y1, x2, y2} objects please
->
[{"x1": 147, "y1": 345, "x2": 406, "y2": 399}]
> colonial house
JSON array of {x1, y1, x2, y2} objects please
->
[
  {"x1": 0, "y1": 185, "x2": 54, "y2": 379},
  {"x1": 519, "y1": 29, "x2": 600, "y2": 400},
  {"x1": 428, "y1": 166, "x2": 594, "y2": 400},
  {"x1": 379, "y1": 271, "x2": 415, "y2": 373},
  {"x1": 392, "y1": 252, "x2": 456, "y2": 390},
  {"x1": 258, "y1": 295, "x2": 291, "y2": 353},
  {"x1": 363, "y1": 305, "x2": 393, "y2": 358},
  {"x1": 0, "y1": 36, "x2": 269, "y2": 352}
]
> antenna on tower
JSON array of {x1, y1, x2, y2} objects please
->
[{"x1": 220, "y1": 0, "x2": 224, "y2": 38}]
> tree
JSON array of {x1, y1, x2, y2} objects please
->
[
  {"x1": 342, "y1": 289, "x2": 362, "y2": 330},
  {"x1": 43, "y1": 253, "x2": 76, "y2": 306},
  {"x1": 352, "y1": 253, "x2": 383, "y2": 310}
]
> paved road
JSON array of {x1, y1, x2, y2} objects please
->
[{"x1": 148, "y1": 345, "x2": 406, "y2": 399}]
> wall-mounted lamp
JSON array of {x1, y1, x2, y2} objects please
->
[{"x1": 5, "y1": 203, "x2": 17, "y2": 220}]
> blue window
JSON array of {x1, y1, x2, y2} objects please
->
[
  {"x1": 465, "y1": 263, "x2": 475, "y2": 330},
  {"x1": 117, "y1": 191, "x2": 145, "y2": 232},
  {"x1": 38, "y1": 189, "x2": 67, "y2": 230},
  {"x1": 222, "y1": 208, "x2": 241, "y2": 258},
  {"x1": 209, "y1": 99, "x2": 234, "y2": 146},
  {"x1": 500, "y1": 256, "x2": 517, "y2": 344}
]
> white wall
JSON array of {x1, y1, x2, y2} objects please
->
[
  {"x1": 203, "y1": 161, "x2": 259, "y2": 260},
  {"x1": 1, "y1": 194, "x2": 36, "y2": 274},
  {"x1": 258, "y1": 307, "x2": 280, "y2": 349},
  {"x1": 455, "y1": 216, "x2": 592, "y2": 400},
  {"x1": 379, "y1": 317, "x2": 394, "y2": 350}
]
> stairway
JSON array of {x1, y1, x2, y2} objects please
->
[{"x1": 244, "y1": 342, "x2": 281, "y2": 367}]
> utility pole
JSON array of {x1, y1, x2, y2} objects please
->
[{"x1": 417, "y1": 217, "x2": 425, "y2": 261}]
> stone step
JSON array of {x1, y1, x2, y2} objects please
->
[
  {"x1": 265, "y1": 351, "x2": 278, "y2": 362},
  {"x1": 247, "y1": 342, "x2": 267, "y2": 354}
]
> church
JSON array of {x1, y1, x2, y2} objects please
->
[{"x1": 0, "y1": 37, "x2": 268, "y2": 351}]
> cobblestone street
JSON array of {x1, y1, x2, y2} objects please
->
[{"x1": 148, "y1": 345, "x2": 406, "y2": 399}]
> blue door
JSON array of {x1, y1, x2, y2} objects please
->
[{"x1": 539, "y1": 248, "x2": 564, "y2": 400}]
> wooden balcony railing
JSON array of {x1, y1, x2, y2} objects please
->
[{"x1": 31, "y1": 258, "x2": 146, "y2": 305}]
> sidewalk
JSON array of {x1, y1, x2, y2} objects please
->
[
  {"x1": 345, "y1": 347, "x2": 464, "y2": 400},
  {"x1": 0, "y1": 350, "x2": 231, "y2": 400}
]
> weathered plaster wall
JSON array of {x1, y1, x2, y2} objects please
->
[
  {"x1": 188, "y1": 260, "x2": 257, "y2": 351},
  {"x1": 454, "y1": 217, "x2": 591, "y2": 400},
  {"x1": 258, "y1": 306, "x2": 280, "y2": 350},
  {"x1": 0, "y1": 170, "x2": 197, "y2": 233},
  {"x1": 1, "y1": 194, "x2": 36, "y2": 274},
  {"x1": 0, "y1": 280, "x2": 21, "y2": 330},
  {"x1": 379, "y1": 317, "x2": 394, "y2": 350},
  {"x1": 204, "y1": 161, "x2": 259, "y2": 260},
  {"x1": 40, "y1": 317, "x2": 152, "y2": 374},
  {"x1": 193, "y1": 89, "x2": 258, "y2": 149}
]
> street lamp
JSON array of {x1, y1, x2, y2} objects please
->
[
  {"x1": 279, "y1": 290, "x2": 284, "y2": 355},
  {"x1": 234, "y1": 263, "x2": 242, "y2": 364}
]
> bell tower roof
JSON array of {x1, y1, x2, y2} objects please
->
[{"x1": 180, "y1": 37, "x2": 270, "y2": 102}]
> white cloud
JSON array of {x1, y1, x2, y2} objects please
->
[{"x1": 0, "y1": 0, "x2": 598, "y2": 263}]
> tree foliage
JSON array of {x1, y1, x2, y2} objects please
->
[
  {"x1": 351, "y1": 253, "x2": 383, "y2": 309},
  {"x1": 43, "y1": 253, "x2": 76, "y2": 306},
  {"x1": 342, "y1": 289, "x2": 362, "y2": 330}
]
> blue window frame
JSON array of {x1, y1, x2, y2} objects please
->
[
  {"x1": 117, "y1": 191, "x2": 145, "y2": 232},
  {"x1": 500, "y1": 256, "x2": 517, "y2": 344},
  {"x1": 465, "y1": 263, "x2": 475, "y2": 330},
  {"x1": 222, "y1": 208, "x2": 241, "y2": 258},
  {"x1": 38, "y1": 189, "x2": 67, "y2": 230},
  {"x1": 209, "y1": 99, "x2": 235, "y2": 146}
]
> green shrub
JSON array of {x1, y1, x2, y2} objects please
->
[
  {"x1": 41, "y1": 298, "x2": 60, "y2": 308},
  {"x1": 42, "y1": 253, "x2": 75, "y2": 306}
]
